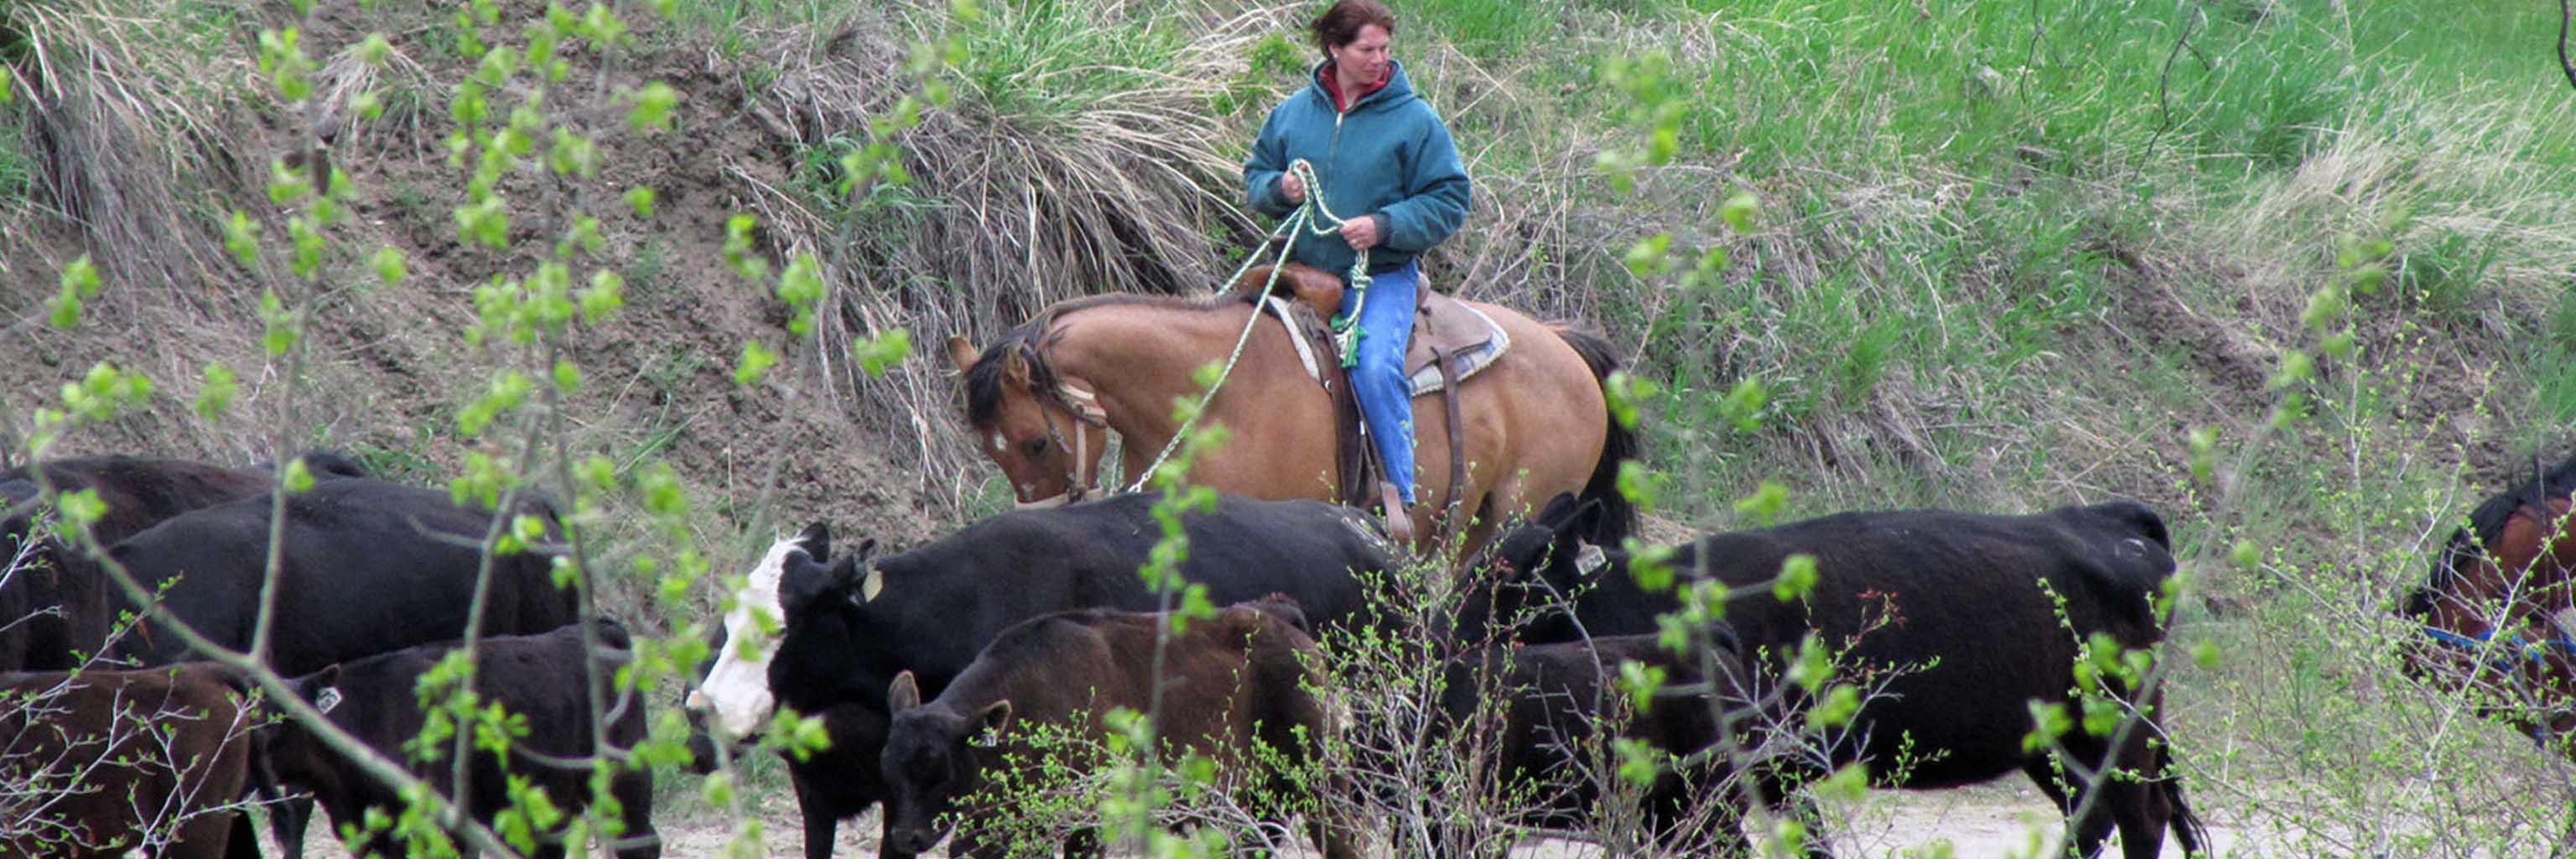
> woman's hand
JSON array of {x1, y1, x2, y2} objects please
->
[
  {"x1": 1338, "y1": 215, "x2": 1381, "y2": 250},
  {"x1": 1280, "y1": 172, "x2": 1306, "y2": 206}
]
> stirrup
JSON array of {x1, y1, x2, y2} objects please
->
[{"x1": 1379, "y1": 482, "x2": 1415, "y2": 545}]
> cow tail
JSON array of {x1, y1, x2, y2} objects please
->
[
  {"x1": 2165, "y1": 773, "x2": 2211, "y2": 856},
  {"x1": 1551, "y1": 325, "x2": 1639, "y2": 547}
]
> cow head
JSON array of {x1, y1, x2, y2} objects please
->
[
  {"x1": 767, "y1": 534, "x2": 886, "y2": 721},
  {"x1": 689, "y1": 522, "x2": 846, "y2": 741},
  {"x1": 1452, "y1": 492, "x2": 1608, "y2": 646},
  {"x1": 880, "y1": 669, "x2": 1012, "y2": 856}
]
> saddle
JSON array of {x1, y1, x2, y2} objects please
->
[{"x1": 1232, "y1": 263, "x2": 1514, "y2": 530}]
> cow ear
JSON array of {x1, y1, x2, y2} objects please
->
[
  {"x1": 798, "y1": 521, "x2": 832, "y2": 561},
  {"x1": 1559, "y1": 499, "x2": 1605, "y2": 544},
  {"x1": 1536, "y1": 492, "x2": 1581, "y2": 526},
  {"x1": 975, "y1": 700, "x2": 1013, "y2": 742},
  {"x1": 946, "y1": 336, "x2": 980, "y2": 373},
  {"x1": 888, "y1": 671, "x2": 922, "y2": 712},
  {"x1": 851, "y1": 538, "x2": 877, "y2": 566},
  {"x1": 299, "y1": 665, "x2": 345, "y2": 716}
]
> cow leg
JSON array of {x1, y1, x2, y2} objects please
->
[
  {"x1": 1750, "y1": 764, "x2": 1836, "y2": 859},
  {"x1": 267, "y1": 791, "x2": 313, "y2": 857},
  {"x1": 2023, "y1": 752, "x2": 2118, "y2": 859},
  {"x1": 793, "y1": 775, "x2": 839, "y2": 859},
  {"x1": 1064, "y1": 825, "x2": 1104, "y2": 858},
  {"x1": 613, "y1": 771, "x2": 663, "y2": 859},
  {"x1": 224, "y1": 812, "x2": 262, "y2": 859}
]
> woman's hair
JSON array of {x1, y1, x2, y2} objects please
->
[{"x1": 1310, "y1": 0, "x2": 1396, "y2": 55}]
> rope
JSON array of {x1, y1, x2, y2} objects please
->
[{"x1": 1124, "y1": 159, "x2": 1363, "y2": 491}]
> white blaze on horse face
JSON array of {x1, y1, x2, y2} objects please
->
[
  {"x1": 689, "y1": 535, "x2": 802, "y2": 738},
  {"x1": 990, "y1": 431, "x2": 1007, "y2": 453}
]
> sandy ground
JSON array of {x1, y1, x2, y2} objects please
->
[{"x1": 269, "y1": 780, "x2": 2252, "y2": 857}]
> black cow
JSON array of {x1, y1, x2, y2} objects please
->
[
  {"x1": 1, "y1": 664, "x2": 262, "y2": 858},
  {"x1": 103, "y1": 477, "x2": 576, "y2": 674},
  {"x1": 1436, "y1": 628, "x2": 1757, "y2": 856},
  {"x1": 264, "y1": 619, "x2": 657, "y2": 859},
  {"x1": 0, "y1": 452, "x2": 366, "y2": 671},
  {"x1": 879, "y1": 596, "x2": 1354, "y2": 858},
  {"x1": 1467, "y1": 493, "x2": 2208, "y2": 859},
  {"x1": 764, "y1": 492, "x2": 1397, "y2": 859}
]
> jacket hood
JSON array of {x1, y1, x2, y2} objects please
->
[{"x1": 1307, "y1": 59, "x2": 1418, "y2": 113}]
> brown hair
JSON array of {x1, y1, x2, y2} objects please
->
[{"x1": 1309, "y1": 0, "x2": 1396, "y2": 56}]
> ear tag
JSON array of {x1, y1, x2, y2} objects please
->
[
  {"x1": 1576, "y1": 543, "x2": 1607, "y2": 575},
  {"x1": 861, "y1": 565, "x2": 885, "y2": 602},
  {"x1": 316, "y1": 687, "x2": 344, "y2": 715}
]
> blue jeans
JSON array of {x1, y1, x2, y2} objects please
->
[{"x1": 1341, "y1": 262, "x2": 1417, "y2": 505}]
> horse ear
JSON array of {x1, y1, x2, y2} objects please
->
[
  {"x1": 946, "y1": 336, "x2": 981, "y2": 373},
  {"x1": 1002, "y1": 347, "x2": 1034, "y2": 388},
  {"x1": 888, "y1": 671, "x2": 922, "y2": 712},
  {"x1": 798, "y1": 521, "x2": 832, "y2": 561}
]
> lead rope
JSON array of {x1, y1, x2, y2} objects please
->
[{"x1": 1124, "y1": 159, "x2": 1366, "y2": 491}]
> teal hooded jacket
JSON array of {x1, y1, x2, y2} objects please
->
[{"x1": 1244, "y1": 60, "x2": 1472, "y2": 278}]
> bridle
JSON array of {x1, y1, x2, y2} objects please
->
[{"x1": 1015, "y1": 383, "x2": 1108, "y2": 510}]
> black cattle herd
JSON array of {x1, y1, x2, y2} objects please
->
[{"x1": 13, "y1": 443, "x2": 2485, "y2": 858}]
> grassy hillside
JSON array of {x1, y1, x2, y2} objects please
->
[{"x1": 4, "y1": 0, "x2": 2575, "y2": 853}]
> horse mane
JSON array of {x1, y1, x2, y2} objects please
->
[
  {"x1": 2429, "y1": 450, "x2": 2576, "y2": 591},
  {"x1": 961, "y1": 291, "x2": 1259, "y2": 430}
]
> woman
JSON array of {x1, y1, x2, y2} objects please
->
[{"x1": 1244, "y1": 0, "x2": 1472, "y2": 544}]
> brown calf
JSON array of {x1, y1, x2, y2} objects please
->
[
  {"x1": 878, "y1": 596, "x2": 1356, "y2": 858},
  {"x1": 0, "y1": 664, "x2": 258, "y2": 858}
]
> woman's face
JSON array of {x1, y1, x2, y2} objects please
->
[{"x1": 1330, "y1": 23, "x2": 1392, "y2": 85}]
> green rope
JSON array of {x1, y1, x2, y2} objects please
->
[{"x1": 1124, "y1": 159, "x2": 1367, "y2": 490}]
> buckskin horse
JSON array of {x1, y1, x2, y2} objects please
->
[
  {"x1": 948, "y1": 263, "x2": 1636, "y2": 553},
  {"x1": 2403, "y1": 453, "x2": 2576, "y2": 747}
]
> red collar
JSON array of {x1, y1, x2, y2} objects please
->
[{"x1": 1321, "y1": 62, "x2": 1392, "y2": 112}]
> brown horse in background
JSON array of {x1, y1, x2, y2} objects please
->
[
  {"x1": 948, "y1": 287, "x2": 1634, "y2": 554},
  {"x1": 2403, "y1": 453, "x2": 2576, "y2": 747}
]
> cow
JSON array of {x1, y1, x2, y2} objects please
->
[
  {"x1": 0, "y1": 451, "x2": 366, "y2": 671},
  {"x1": 1464, "y1": 493, "x2": 2209, "y2": 859},
  {"x1": 879, "y1": 596, "x2": 1356, "y2": 858},
  {"x1": 0, "y1": 664, "x2": 261, "y2": 858},
  {"x1": 103, "y1": 476, "x2": 577, "y2": 675},
  {"x1": 1435, "y1": 627, "x2": 1758, "y2": 856},
  {"x1": 732, "y1": 492, "x2": 1397, "y2": 859},
  {"x1": 262, "y1": 618, "x2": 657, "y2": 859}
]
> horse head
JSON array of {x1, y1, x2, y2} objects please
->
[
  {"x1": 2402, "y1": 486, "x2": 2576, "y2": 727},
  {"x1": 950, "y1": 333, "x2": 1109, "y2": 509}
]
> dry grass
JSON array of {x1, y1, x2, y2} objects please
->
[{"x1": 5, "y1": 0, "x2": 255, "y2": 305}]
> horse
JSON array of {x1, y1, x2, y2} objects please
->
[
  {"x1": 2402, "y1": 453, "x2": 2576, "y2": 745},
  {"x1": 947, "y1": 283, "x2": 1635, "y2": 554}
]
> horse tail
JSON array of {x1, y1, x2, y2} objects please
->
[{"x1": 1549, "y1": 325, "x2": 1639, "y2": 547}]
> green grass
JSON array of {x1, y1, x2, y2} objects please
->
[{"x1": 0, "y1": 117, "x2": 28, "y2": 206}]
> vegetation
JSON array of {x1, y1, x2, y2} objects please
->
[{"x1": 3, "y1": 0, "x2": 2573, "y2": 855}]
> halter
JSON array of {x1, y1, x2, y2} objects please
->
[
  {"x1": 2418, "y1": 624, "x2": 2576, "y2": 671},
  {"x1": 1016, "y1": 383, "x2": 1108, "y2": 510}
]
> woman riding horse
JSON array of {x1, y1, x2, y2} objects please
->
[{"x1": 1243, "y1": 0, "x2": 1471, "y2": 544}]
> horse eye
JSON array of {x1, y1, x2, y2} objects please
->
[{"x1": 1022, "y1": 439, "x2": 1047, "y2": 456}]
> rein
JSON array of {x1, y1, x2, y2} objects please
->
[
  {"x1": 1119, "y1": 159, "x2": 1364, "y2": 492},
  {"x1": 2418, "y1": 624, "x2": 2576, "y2": 669}
]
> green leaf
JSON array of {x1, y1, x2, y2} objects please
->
[
  {"x1": 259, "y1": 290, "x2": 301, "y2": 357},
  {"x1": 1773, "y1": 553, "x2": 1819, "y2": 601},
  {"x1": 1720, "y1": 190, "x2": 1759, "y2": 234},
  {"x1": 735, "y1": 341, "x2": 778, "y2": 387},
  {"x1": 630, "y1": 81, "x2": 679, "y2": 133},
  {"x1": 225, "y1": 211, "x2": 262, "y2": 269},
  {"x1": 854, "y1": 328, "x2": 912, "y2": 377},
  {"x1": 1733, "y1": 480, "x2": 1789, "y2": 526},
  {"x1": 371, "y1": 246, "x2": 408, "y2": 287},
  {"x1": 356, "y1": 32, "x2": 396, "y2": 66},
  {"x1": 624, "y1": 186, "x2": 657, "y2": 218},
  {"x1": 194, "y1": 363, "x2": 238, "y2": 419},
  {"x1": 553, "y1": 359, "x2": 581, "y2": 394},
  {"x1": 283, "y1": 457, "x2": 316, "y2": 492}
]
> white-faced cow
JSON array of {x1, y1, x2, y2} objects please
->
[
  {"x1": 264, "y1": 619, "x2": 657, "y2": 859},
  {"x1": 1464, "y1": 493, "x2": 2209, "y2": 859},
  {"x1": 878, "y1": 596, "x2": 1358, "y2": 858},
  {"x1": 723, "y1": 492, "x2": 1396, "y2": 859}
]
